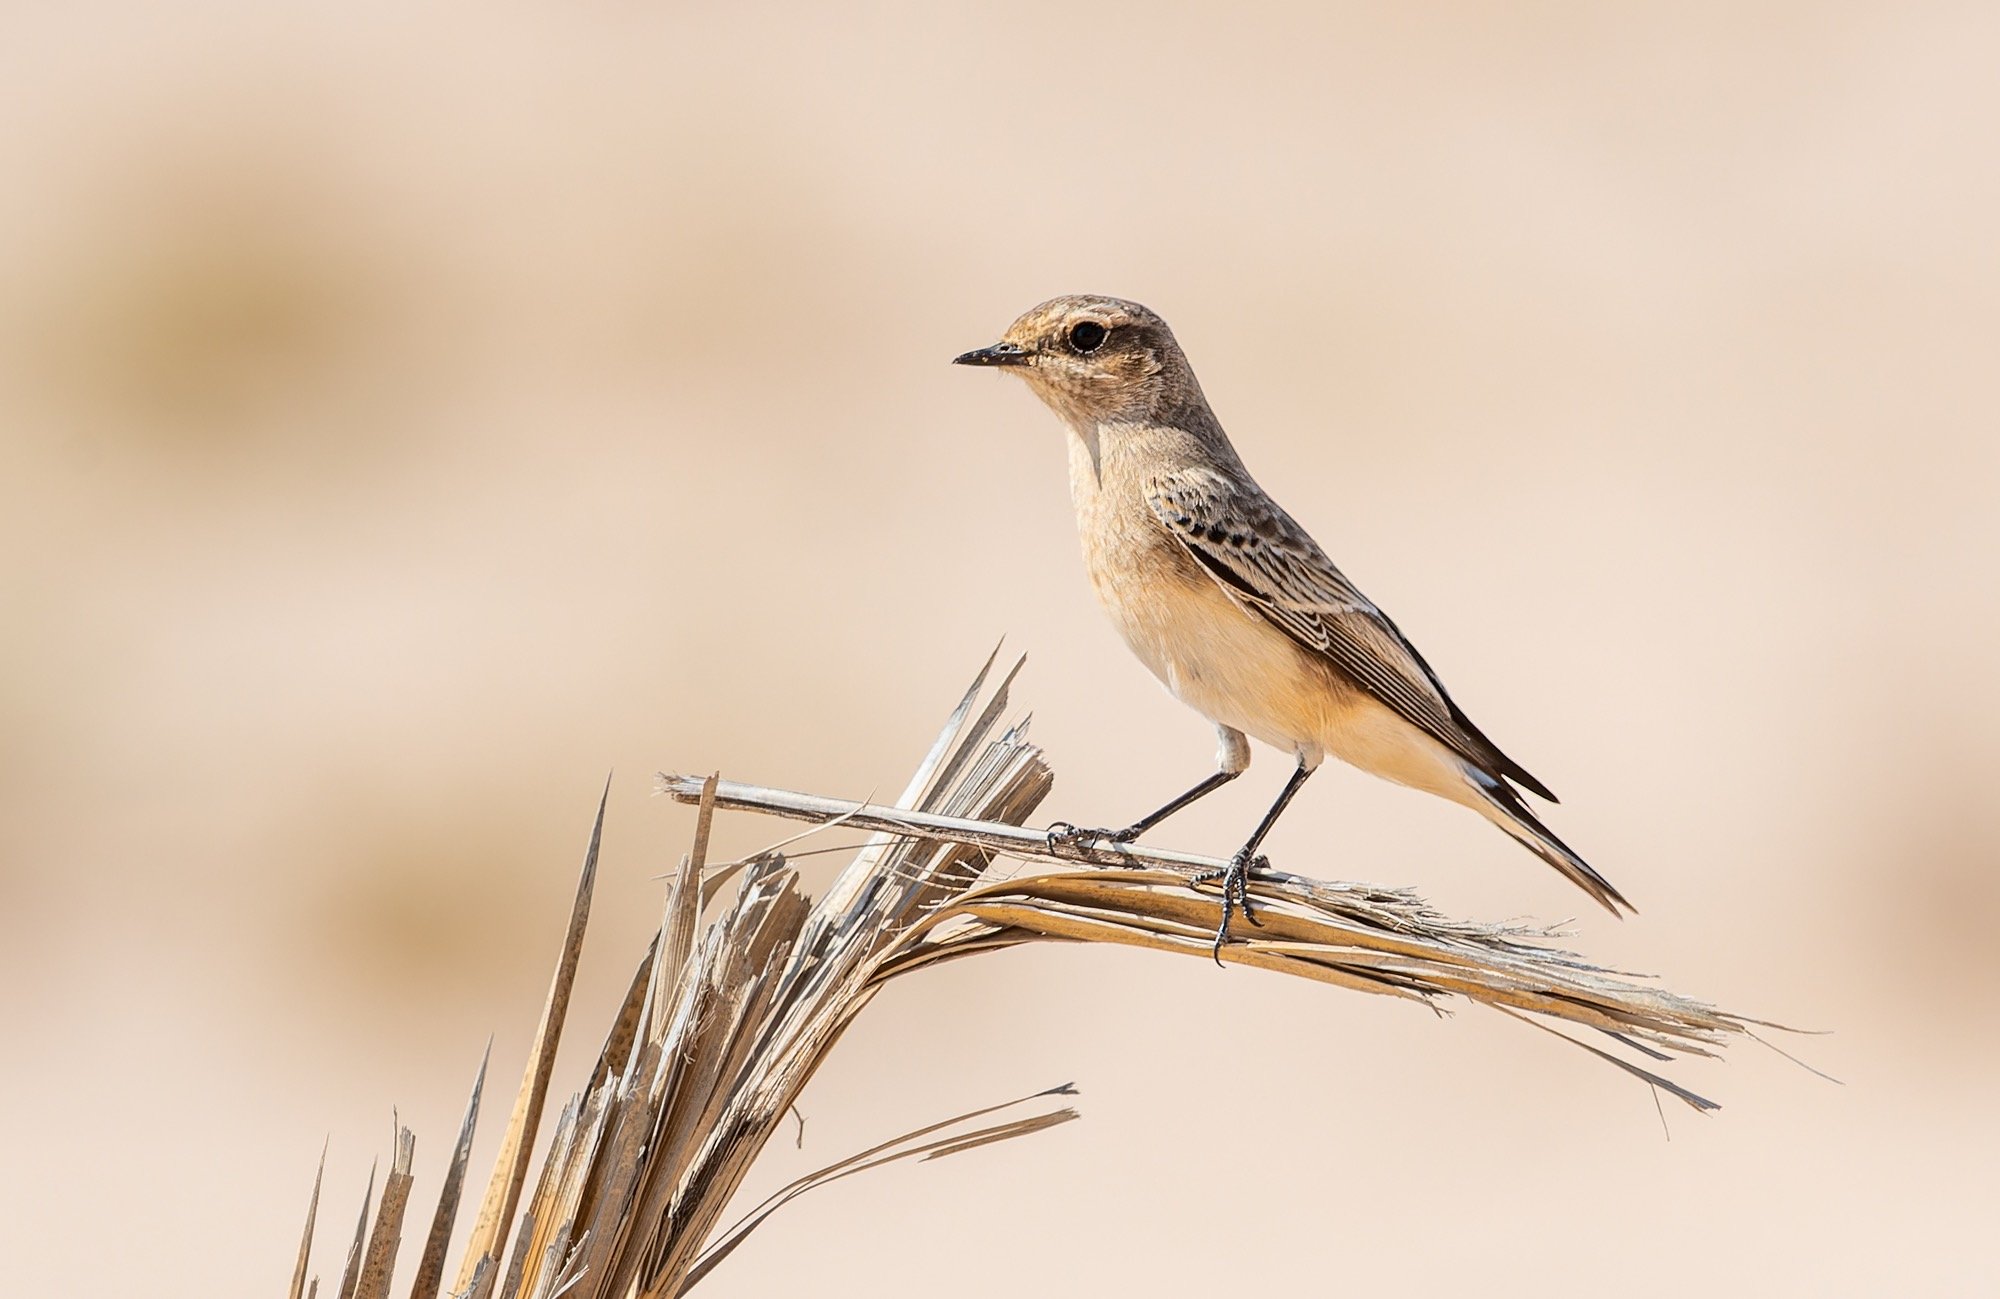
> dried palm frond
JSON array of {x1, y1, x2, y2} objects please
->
[
  {"x1": 294, "y1": 652, "x2": 1765, "y2": 1297},
  {"x1": 654, "y1": 773, "x2": 1754, "y2": 1101}
]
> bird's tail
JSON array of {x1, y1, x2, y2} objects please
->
[{"x1": 1465, "y1": 771, "x2": 1634, "y2": 918}]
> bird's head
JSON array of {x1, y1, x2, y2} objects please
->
[{"x1": 952, "y1": 295, "x2": 1197, "y2": 428}]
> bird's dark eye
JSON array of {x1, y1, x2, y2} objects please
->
[{"x1": 1068, "y1": 321, "x2": 1108, "y2": 354}]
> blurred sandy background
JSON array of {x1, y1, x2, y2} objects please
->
[{"x1": 3, "y1": 3, "x2": 1996, "y2": 1294}]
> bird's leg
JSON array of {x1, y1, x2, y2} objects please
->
[
  {"x1": 1117, "y1": 768, "x2": 1243, "y2": 838},
  {"x1": 1190, "y1": 758, "x2": 1316, "y2": 963},
  {"x1": 1045, "y1": 726, "x2": 1249, "y2": 855},
  {"x1": 1046, "y1": 769, "x2": 1240, "y2": 853}
]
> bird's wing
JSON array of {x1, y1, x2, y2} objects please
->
[{"x1": 1144, "y1": 464, "x2": 1558, "y2": 801}]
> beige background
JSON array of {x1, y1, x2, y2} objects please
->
[{"x1": 3, "y1": 4, "x2": 1995, "y2": 1295}]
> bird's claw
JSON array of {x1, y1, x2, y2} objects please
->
[
  {"x1": 1043, "y1": 821, "x2": 1140, "y2": 856},
  {"x1": 1044, "y1": 821, "x2": 1088, "y2": 853},
  {"x1": 1190, "y1": 849, "x2": 1267, "y2": 964}
]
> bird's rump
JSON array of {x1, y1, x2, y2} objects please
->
[{"x1": 1143, "y1": 464, "x2": 1560, "y2": 803}]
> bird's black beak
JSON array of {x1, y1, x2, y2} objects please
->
[{"x1": 951, "y1": 341, "x2": 1032, "y2": 368}]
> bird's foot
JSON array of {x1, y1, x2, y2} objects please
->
[
  {"x1": 1189, "y1": 848, "x2": 1267, "y2": 965},
  {"x1": 1044, "y1": 821, "x2": 1142, "y2": 857}
]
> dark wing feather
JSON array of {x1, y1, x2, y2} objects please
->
[{"x1": 1145, "y1": 465, "x2": 1558, "y2": 802}]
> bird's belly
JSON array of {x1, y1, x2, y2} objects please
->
[{"x1": 1093, "y1": 564, "x2": 1334, "y2": 759}]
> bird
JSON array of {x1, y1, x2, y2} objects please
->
[{"x1": 952, "y1": 294, "x2": 1631, "y2": 956}]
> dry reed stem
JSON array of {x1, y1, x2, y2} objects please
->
[{"x1": 293, "y1": 653, "x2": 1764, "y2": 1297}]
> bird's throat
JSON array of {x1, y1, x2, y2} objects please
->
[{"x1": 1065, "y1": 421, "x2": 1105, "y2": 489}]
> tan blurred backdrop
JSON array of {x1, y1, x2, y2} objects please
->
[{"x1": 3, "y1": 3, "x2": 1996, "y2": 1294}]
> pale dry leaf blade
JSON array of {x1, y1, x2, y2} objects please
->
[
  {"x1": 290, "y1": 1140, "x2": 327, "y2": 1299},
  {"x1": 917, "y1": 654, "x2": 1028, "y2": 813},
  {"x1": 682, "y1": 1083, "x2": 1081, "y2": 1290},
  {"x1": 504, "y1": 1096, "x2": 582, "y2": 1299},
  {"x1": 466, "y1": 1254, "x2": 498, "y2": 1299},
  {"x1": 1495, "y1": 1006, "x2": 1722, "y2": 1112},
  {"x1": 335, "y1": 1161, "x2": 374, "y2": 1299},
  {"x1": 662, "y1": 775, "x2": 718, "y2": 987},
  {"x1": 918, "y1": 1107, "x2": 1082, "y2": 1161},
  {"x1": 498, "y1": 1205, "x2": 538, "y2": 1299},
  {"x1": 942, "y1": 897, "x2": 1439, "y2": 1001},
  {"x1": 586, "y1": 937, "x2": 659, "y2": 1089},
  {"x1": 410, "y1": 1046, "x2": 490, "y2": 1299},
  {"x1": 564, "y1": 1042, "x2": 665, "y2": 1299},
  {"x1": 1746, "y1": 1027, "x2": 1843, "y2": 1084},
  {"x1": 452, "y1": 779, "x2": 609, "y2": 1294},
  {"x1": 693, "y1": 858, "x2": 752, "y2": 909},
  {"x1": 900, "y1": 643, "x2": 1003, "y2": 810},
  {"x1": 354, "y1": 1126, "x2": 415, "y2": 1299}
]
